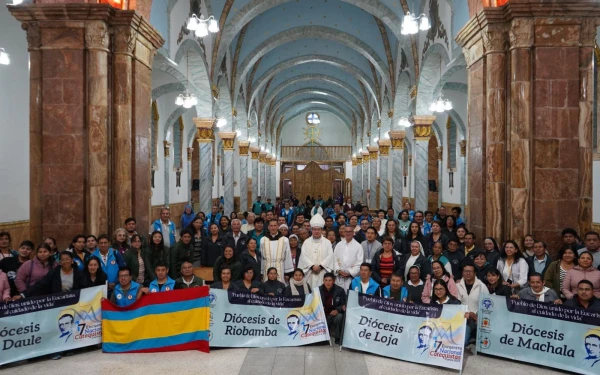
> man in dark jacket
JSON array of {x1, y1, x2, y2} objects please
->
[
  {"x1": 17, "y1": 251, "x2": 83, "y2": 298},
  {"x1": 319, "y1": 273, "x2": 346, "y2": 344},
  {"x1": 223, "y1": 219, "x2": 248, "y2": 257},
  {"x1": 565, "y1": 280, "x2": 600, "y2": 310},
  {"x1": 444, "y1": 238, "x2": 465, "y2": 278}
]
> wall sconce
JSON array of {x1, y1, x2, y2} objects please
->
[
  {"x1": 449, "y1": 171, "x2": 454, "y2": 188},
  {"x1": 403, "y1": 175, "x2": 407, "y2": 188}
]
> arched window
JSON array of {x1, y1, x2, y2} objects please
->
[{"x1": 306, "y1": 112, "x2": 320, "y2": 125}]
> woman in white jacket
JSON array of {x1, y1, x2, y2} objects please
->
[{"x1": 496, "y1": 240, "x2": 529, "y2": 291}]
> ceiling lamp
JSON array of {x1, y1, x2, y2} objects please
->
[
  {"x1": 175, "y1": 92, "x2": 198, "y2": 108},
  {"x1": 186, "y1": 14, "x2": 219, "y2": 38},
  {"x1": 429, "y1": 96, "x2": 453, "y2": 113},
  {"x1": 398, "y1": 117, "x2": 411, "y2": 127},
  {"x1": 0, "y1": 49, "x2": 10, "y2": 65},
  {"x1": 216, "y1": 118, "x2": 227, "y2": 128},
  {"x1": 401, "y1": 12, "x2": 430, "y2": 35}
]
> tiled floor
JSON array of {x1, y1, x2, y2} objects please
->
[{"x1": 3, "y1": 343, "x2": 569, "y2": 374}]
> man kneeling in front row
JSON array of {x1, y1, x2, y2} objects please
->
[{"x1": 319, "y1": 272, "x2": 346, "y2": 344}]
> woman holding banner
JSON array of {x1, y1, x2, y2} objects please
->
[
  {"x1": 430, "y1": 279, "x2": 460, "y2": 305},
  {"x1": 284, "y1": 268, "x2": 312, "y2": 296},
  {"x1": 485, "y1": 268, "x2": 512, "y2": 297},
  {"x1": 211, "y1": 267, "x2": 239, "y2": 290},
  {"x1": 235, "y1": 265, "x2": 261, "y2": 293}
]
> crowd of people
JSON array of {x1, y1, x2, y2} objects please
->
[{"x1": 1, "y1": 193, "x2": 599, "y2": 359}]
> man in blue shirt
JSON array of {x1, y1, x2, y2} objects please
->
[{"x1": 149, "y1": 262, "x2": 176, "y2": 292}]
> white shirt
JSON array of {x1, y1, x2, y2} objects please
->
[
  {"x1": 361, "y1": 281, "x2": 369, "y2": 293},
  {"x1": 241, "y1": 223, "x2": 254, "y2": 234},
  {"x1": 298, "y1": 236, "x2": 334, "y2": 289},
  {"x1": 333, "y1": 238, "x2": 363, "y2": 289}
]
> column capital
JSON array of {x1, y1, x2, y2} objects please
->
[
  {"x1": 367, "y1": 145, "x2": 379, "y2": 160},
  {"x1": 352, "y1": 157, "x2": 357, "y2": 166},
  {"x1": 389, "y1": 130, "x2": 406, "y2": 149},
  {"x1": 270, "y1": 156, "x2": 277, "y2": 166},
  {"x1": 238, "y1": 140, "x2": 250, "y2": 155},
  {"x1": 411, "y1": 115, "x2": 436, "y2": 140},
  {"x1": 355, "y1": 154, "x2": 363, "y2": 164},
  {"x1": 378, "y1": 139, "x2": 391, "y2": 156},
  {"x1": 250, "y1": 146, "x2": 260, "y2": 159},
  {"x1": 459, "y1": 140, "x2": 467, "y2": 156},
  {"x1": 259, "y1": 150, "x2": 268, "y2": 162},
  {"x1": 219, "y1": 132, "x2": 236, "y2": 151},
  {"x1": 195, "y1": 118, "x2": 215, "y2": 143},
  {"x1": 361, "y1": 151, "x2": 370, "y2": 162}
]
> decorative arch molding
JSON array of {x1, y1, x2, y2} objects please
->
[
  {"x1": 415, "y1": 43, "x2": 451, "y2": 115},
  {"x1": 281, "y1": 107, "x2": 352, "y2": 134},
  {"x1": 247, "y1": 55, "x2": 377, "y2": 115},
  {"x1": 277, "y1": 100, "x2": 353, "y2": 135},
  {"x1": 152, "y1": 82, "x2": 185, "y2": 101},
  {"x1": 447, "y1": 109, "x2": 467, "y2": 139},
  {"x1": 162, "y1": 106, "x2": 197, "y2": 140},
  {"x1": 261, "y1": 74, "x2": 365, "y2": 132},
  {"x1": 393, "y1": 71, "x2": 413, "y2": 131},
  {"x1": 431, "y1": 120, "x2": 444, "y2": 147},
  {"x1": 266, "y1": 88, "x2": 361, "y2": 132},
  {"x1": 233, "y1": 26, "x2": 391, "y2": 109}
]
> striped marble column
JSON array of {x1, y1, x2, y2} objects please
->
[
  {"x1": 378, "y1": 140, "x2": 390, "y2": 210},
  {"x1": 368, "y1": 146, "x2": 378, "y2": 210},
  {"x1": 219, "y1": 132, "x2": 236, "y2": 215},
  {"x1": 250, "y1": 147, "x2": 259, "y2": 205},
  {"x1": 270, "y1": 156, "x2": 277, "y2": 201},
  {"x1": 351, "y1": 157, "x2": 358, "y2": 203},
  {"x1": 361, "y1": 151, "x2": 369, "y2": 204},
  {"x1": 390, "y1": 131, "x2": 406, "y2": 214},
  {"x1": 412, "y1": 116, "x2": 436, "y2": 212},
  {"x1": 259, "y1": 151, "x2": 267, "y2": 197},
  {"x1": 194, "y1": 118, "x2": 215, "y2": 214},
  {"x1": 187, "y1": 147, "x2": 193, "y2": 204},
  {"x1": 355, "y1": 154, "x2": 363, "y2": 204},
  {"x1": 437, "y1": 146, "x2": 443, "y2": 207},
  {"x1": 265, "y1": 156, "x2": 271, "y2": 200},
  {"x1": 239, "y1": 141, "x2": 250, "y2": 211}
]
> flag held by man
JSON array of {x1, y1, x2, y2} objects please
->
[{"x1": 102, "y1": 287, "x2": 210, "y2": 353}]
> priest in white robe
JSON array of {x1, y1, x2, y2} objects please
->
[
  {"x1": 333, "y1": 224, "x2": 364, "y2": 289},
  {"x1": 298, "y1": 214, "x2": 334, "y2": 289},
  {"x1": 261, "y1": 219, "x2": 294, "y2": 283}
]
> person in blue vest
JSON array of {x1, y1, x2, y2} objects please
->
[
  {"x1": 68, "y1": 234, "x2": 90, "y2": 272},
  {"x1": 350, "y1": 263, "x2": 382, "y2": 296},
  {"x1": 148, "y1": 262, "x2": 176, "y2": 293},
  {"x1": 110, "y1": 267, "x2": 147, "y2": 307},
  {"x1": 382, "y1": 272, "x2": 409, "y2": 301},
  {"x1": 92, "y1": 235, "x2": 125, "y2": 293},
  {"x1": 150, "y1": 207, "x2": 178, "y2": 248},
  {"x1": 205, "y1": 205, "x2": 222, "y2": 231},
  {"x1": 280, "y1": 201, "x2": 295, "y2": 227}
]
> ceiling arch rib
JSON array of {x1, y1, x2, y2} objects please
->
[
  {"x1": 248, "y1": 55, "x2": 377, "y2": 117},
  {"x1": 233, "y1": 26, "x2": 390, "y2": 114},
  {"x1": 215, "y1": 0, "x2": 403, "y2": 85},
  {"x1": 267, "y1": 89, "x2": 359, "y2": 132},
  {"x1": 261, "y1": 74, "x2": 365, "y2": 127},
  {"x1": 274, "y1": 98, "x2": 353, "y2": 134}
]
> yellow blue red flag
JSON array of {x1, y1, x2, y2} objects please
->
[{"x1": 101, "y1": 287, "x2": 210, "y2": 353}]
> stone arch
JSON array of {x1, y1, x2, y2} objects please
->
[
  {"x1": 152, "y1": 82, "x2": 186, "y2": 101},
  {"x1": 248, "y1": 55, "x2": 377, "y2": 115},
  {"x1": 416, "y1": 43, "x2": 451, "y2": 115},
  {"x1": 447, "y1": 109, "x2": 467, "y2": 139},
  {"x1": 215, "y1": 76, "x2": 233, "y2": 131},
  {"x1": 233, "y1": 26, "x2": 391, "y2": 110},
  {"x1": 393, "y1": 71, "x2": 413, "y2": 131}
]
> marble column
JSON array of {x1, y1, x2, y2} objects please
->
[
  {"x1": 412, "y1": 116, "x2": 436, "y2": 212},
  {"x1": 9, "y1": 4, "x2": 163, "y2": 247},
  {"x1": 239, "y1": 141, "x2": 250, "y2": 211},
  {"x1": 270, "y1": 156, "x2": 277, "y2": 201},
  {"x1": 187, "y1": 147, "x2": 194, "y2": 204},
  {"x1": 259, "y1": 151, "x2": 267, "y2": 198},
  {"x1": 456, "y1": 2, "x2": 600, "y2": 250},
  {"x1": 437, "y1": 146, "x2": 443, "y2": 207},
  {"x1": 459, "y1": 140, "x2": 467, "y2": 216},
  {"x1": 220, "y1": 132, "x2": 236, "y2": 215},
  {"x1": 378, "y1": 140, "x2": 390, "y2": 210},
  {"x1": 368, "y1": 146, "x2": 378, "y2": 210},
  {"x1": 355, "y1": 154, "x2": 363, "y2": 204},
  {"x1": 250, "y1": 147, "x2": 259, "y2": 206},
  {"x1": 163, "y1": 141, "x2": 171, "y2": 205},
  {"x1": 351, "y1": 157, "x2": 358, "y2": 203},
  {"x1": 195, "y1": 119, "x2": 215, "y2": 214},
  {"x1": 390, "y1": 131, "x2": 406, "y2": 214},
  {"x1": 361, "y1": 151, "x2": 370, "y2": 205}
]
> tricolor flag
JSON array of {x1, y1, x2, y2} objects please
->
[{"x1": 102, "y1": 287, "x2": 210, "y2": 353}]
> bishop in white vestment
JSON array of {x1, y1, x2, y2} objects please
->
[
  {"x1": 333, "y1": 225, "x2": 364, "y2": 289},
  {"x1": 298, "y1": 214, "x2": 334, "y2": 289}
]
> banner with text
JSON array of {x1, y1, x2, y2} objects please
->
[
  {"x1": 477, "y1": 294, "x2": 600, "y2": 375},
  {"x1": 209, "y1": 289, "x2": 330, "y2": 347},
  {"x1": 0, "y1": 285, "x2": 106, "y2": 365},
  {"x1": 343, "y1": 291, "x2": 467, "y2": 371}
]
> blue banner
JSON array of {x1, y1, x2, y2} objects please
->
[
  {"x1": 0, "y1": 285, "x2": 106, "y2": 365},
  {"x1": 476, "y1": 294, "x2": 600, "y2": 374},
  {"x1": 208, "y1": 289, "x2": 330, "y2": 347},
  {"x1": 343, "y1": 290, "x2": 467, "y2": 370}
]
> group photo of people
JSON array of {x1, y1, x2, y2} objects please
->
[{"x1": 1, "y1": 193, "x2": 599, "y2": 367}]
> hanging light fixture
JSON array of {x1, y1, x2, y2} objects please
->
[
  {"x1": 176, "y1": 50, "x2": 198, "y2": 108},
  {"x1": 0, "y1": 49, "x2": 10, "y2": 65},
  {"x1": 429, "y1": 96, "x2": 452, "y2": 113},
  {"x1": 398, "y1": 117, "x2": 411, "y2": 127},
  {"x1": 216, "y1": 118, "x2": 227, "y2": 128},
  {"x1": 401, "y1": 12, "x2": 430, "y2": 35},
  {"x1": 186, "y1": 11, "x2": 219, "y2": 38}
]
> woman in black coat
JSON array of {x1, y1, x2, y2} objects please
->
[
  {"x1": 203, "y1": 223, "x2": 224, "y2": 267},
  {"x1": 81, "y1": 256, "x2": 108, "y2": 288},
  {"x1": 485, "y1": 268, "x2": 512, "y2": 297}
]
